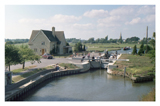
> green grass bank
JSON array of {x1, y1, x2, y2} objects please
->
[{"x1": 113, "y1": 54, "x2": 154, "y2": 78}]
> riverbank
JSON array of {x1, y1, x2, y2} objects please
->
[
  {"x1": 107, "y1": 54, "x2": 155, "y2": 83},
  {"x1": 141, "y1": 88, "x2": 155, "y2": 101},
  {"x1": 70, "y1": 43, "x2": 142, "y2": 52},
  {"x1": 5, "y1": 61, "x2": 95, "y2": 101},
  {"x1": 5, "y1": 68, "x2": 82, "y2": 101}
]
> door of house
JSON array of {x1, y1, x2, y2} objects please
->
[{"x1": 42, "y1": 49, "x2": 45, "y2": 55}]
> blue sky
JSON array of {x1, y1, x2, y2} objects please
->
[{"x1": 5, "y1": 5, "x2": 155, "y2": 40}]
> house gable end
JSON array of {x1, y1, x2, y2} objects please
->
[
  {"x1": 28, "y1": 30, "x2": 40, "y2": 44},
  {"x1": 55, "y1": 31, "x2": 66, "y2": 45}
]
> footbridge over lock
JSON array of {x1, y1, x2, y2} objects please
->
[{"x1": 69, "y1": 53, "x2": 129, "y2": 70}]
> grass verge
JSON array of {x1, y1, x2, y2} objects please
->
[
  {"x1": 11, "y1": 65, "x2": 37, "y2": 74},
  {"x1": 59, "y1": 63, "x2": 79, "y2": 69},
  {"x1": 113, "y1": 54, "x2": 154, "y2": 77},
  {"x1": 12, "y1": 65, "x2": 56, "y2": 83}
]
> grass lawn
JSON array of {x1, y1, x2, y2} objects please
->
[
  {"x1": 12, "y1": 65, "x2": 56, "y2": 83},
  {"x1": 113, "y1": 54, "x2": 154, "y2": 77},
  {"x1": 12, "y1": 63, "x2": 78, "y2": 83},
  {"x1": 11, "y1": 65, "x2": 37, "y2": 74},
  {"x1": 59, "y1": 63, "x2": 79, "y2": 69},
  {"x1": 70, "y1": 43, "x2": 142, "y2": 52}
]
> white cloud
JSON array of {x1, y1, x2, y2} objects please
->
[
  {"x1": 83, "y1": 9, "x2": 108, "y2": 18},
  {"x1": 97, "y1": 15, "x2": 122, "y2": 27},
  {"x1": 125, "y1": 14, "x2": 155, "y2": 25},
  {"x1": 19, "y1": 14, "x2": 81, "y2": 24},
  {"x1": 110, "y1": 6, "x2": 135, "y2": 16},
  {"x1": 142, "y1": 15, "x2": 155, "y2": 23},
  {"x1": 19, "y1": 18, "x2": 45, "y2": 23},
  {"x1": 98, "y1": 16, "x2": 121, "y2": 23},
  {"x1": 73, "y1": 23, "x2": 94, "y2": 29},
  {"x1": 137, "y1": 5, "x2": 155, "y2": 15},
  {"x1": 50, "y1": 14, "x2": 81, "y2": 23},
  {"x1": 125, "y1": 17, "x2": 141, "y2": 25}
]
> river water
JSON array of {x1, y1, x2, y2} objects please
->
[
  {"x1": 108, "y1": 48, "x2": 139, "y2": 54},
  {"x1": 24, "y1": 69, "x2": 154, "y2": 101}
]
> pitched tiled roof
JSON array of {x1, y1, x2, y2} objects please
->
[
  {"x1": 29, "y1": 30, "x2": 62, "y2": 44},
  {"x1": 42, "y1": 30, "x2": 61, "y2": 44},
  {"x1": 28, "y1": 30, "x2": 40, "y2": 44}
]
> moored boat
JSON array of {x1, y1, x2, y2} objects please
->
[{"x1": 123, "y1": 46, "x2": 131, "y2": 50}]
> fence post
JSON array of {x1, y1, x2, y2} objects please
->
[{"x1": 124, "y1": 67, "x2": 126, "y2": 78}]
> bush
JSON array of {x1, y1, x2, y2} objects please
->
[
  {"x1": 144, "y1": 45, "x2": 152, "y2": 53},
  {"x1": 69, "y1": 50, "x2": 72, "y2": 53}
]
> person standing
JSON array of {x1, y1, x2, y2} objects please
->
[
  {"x1": 81, "y1": 56, "x2": 85, "y2": 62},
  {"x1": 56, "y1": 63, "x2": 59, "y2": 71},
  {"x1": 88, "y1": 53, "x2": 90, "y2": 59}
]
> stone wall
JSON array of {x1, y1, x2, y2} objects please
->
[
  {"x1": 5, "y1": 71, "x2": 12, "y2": 86},
  {"x1": 5, "y1": 69, "x2": 56, "y2": 92},
  {"x1": 5, "y1": 68, "x2": 81, "y2": 101}
]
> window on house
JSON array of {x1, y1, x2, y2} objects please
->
[
  {"x1": 34, "y1": 48, "x2": 37, "y2": 52},
  {"x1": 41, "y1": 42, "x2": 45, "y2": 45}
]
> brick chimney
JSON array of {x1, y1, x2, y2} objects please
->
[{"x1": 52, "y1": 27, "x2": 55, "y2": 37}]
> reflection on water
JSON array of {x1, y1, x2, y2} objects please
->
[{"x1": 24, "y1": 69, "x2": 154, "y2": 101}]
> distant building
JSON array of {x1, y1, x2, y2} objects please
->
[{"x1": 28, "y1": 27, "x2": 72, "y2": 55}]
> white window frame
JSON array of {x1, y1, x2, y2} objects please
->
[
  {"x1": 41, "y1": 41, "x2": 45, "y2": 45},
  {"x1": 34, "y1": 48, "x2": 37, "y2": 52}
]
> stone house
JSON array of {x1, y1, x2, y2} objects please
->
[{"x1": 28, "y1": 27, "x2": 72, "y2": 55}]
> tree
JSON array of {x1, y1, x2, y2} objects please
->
[
  {"x1": 148, "y1": 32, "x2": 155, "y2": 70},
  {"x1": 138, "y1": 43, "x2": 144, "y2": 55},
  {"x1": 5, "y1": 41, "x2": 14, "y2": 44},
  {"x1": 125, "y1": 37, "x2": 140, "y2": 43},
  {"x1": 66, "y1": 42, "x2": 70, "y2": 46},
  {"x1": 18, "y1": 45, "x2": 40, "y2": 69},
  {"x1": 88, "y1": 37, "x2": 94, "y2": 43},
  {"x1": 95, "y1": 38, "x2": 100, "y2": 43},
  {"x1": 118, "y1": 33, "x2": 123, "y2": 43},
  {"x1": 83, "y1": 45, "x2": 86, "y2": 51},
  {"x1": 150, "y1": 32, "x2": 155, "y2": 50},
  {"x1": 74, "y1": 42, "x2": 83, "y2": 52},
  {"x1": 132, "y1": 45, "x2": 137, "y2": 55},
  {"x1": 5, "y1": 44, "x2": 21, "y2": 71},
  {"x1": 105, "y1": 35, "x2": 108, "y2": 41}
]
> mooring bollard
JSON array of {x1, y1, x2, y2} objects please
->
[{"x1": 124, "y1": 67, "x2": 126, "y2": 78}]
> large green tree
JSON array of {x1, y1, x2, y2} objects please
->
[
  {"x1": 105, "y1": 35, "x2": 108, "y2": 41},
  {"x1": 138, "y1": 43, "x2": 144, "y2": 55},
  {"x1": 148, "y1": 32, "x2": 155, "y2": 72},
  {"x1": 5, "y1": 44, "x2": 21, "y2": 71},
  {"x1": 118, "y1": 33, "x2": 123, "y2": 43},
  {"x1": 74, "y1": 42, "x2": 83, "y2": 52},
  {"x1": 88, "y1": 37, "x2": 95, "y2": 43},
  {"x1": 132, "y1": 45, "x2": 137, "y2": 55},
  {"x1": 18, "y1": 45, "x2": 40, "y2": 69}
]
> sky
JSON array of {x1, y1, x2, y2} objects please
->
[{"x1": 5, "y1": 5, "x2": 155, "y2": 40}]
